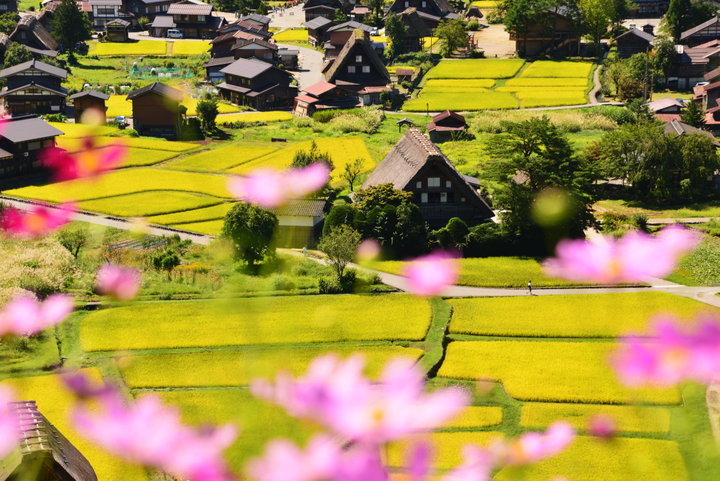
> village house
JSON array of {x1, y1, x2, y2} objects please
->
[
  {"x1": 89, "y1": 0, "x2": 134, "y2": 29},
  {"x1": 616, "y1": 26, "x2": 654, "y2": 58},
  {"x1": 630, "y1": 0, "x2": 669, "y2": 16},
  {"x1": 127, "y1": 82, "x2": 183, "y2": 139},
  {"x1": 273, "y1": 199, "x2": 328, "y2": 247},
  {"x1": 0, "y1": 116, "x2": 64, "y2": 179},
  {"x1": 426, "y1": 110, "x2": 468, "y2": 142},
  {"x1": 387, "y1": 0, "x2": 457, "y2": 29},
  {"x1": 395, "y1": 8, "x2": 432, "y2": 53},
  {"x1": 681, "y1": 16, "x2": 720, "y2": 47},
  {"x1": 693, "y1": 80, "x2": 720, "y2": 108},
  {"x1": 663, "y1": 118, "x2": 720, "y2": 147},
  {"x1": 0, "y1": 59, "x2": 67, "y2": 116},
  {"x1": 210, "y1": 29, "x2": 268, "y2": 57},
  {"x1": 647, "y1": 97, "x2": 684, "y2": 122},
  {"x1": 0, "y1": 401, "x2": 98, "y2": 481},
  {"x1": 218, "y1": 18, "x2": 272, "y2": 38},
  {"x1": 362, "y1": 128, "x2": 494, "y2": 228},
  {"x1": 9, "y1": 15, "x2": 59, "y2": 58},
  {"x1": 395, "y1": 67, "x2": 414, "y2": 83},
  {"x1": 69, "y1": 90, "x2": 110, "y2": 122},
  {"x1": 238, "y1": 13, "x2": 271, "y2": 31},
  {"x1": 0, "y1": 0, "x2": 16, "y2": 12},
  {"x1": 231, "y1": 37, "x2": 278, "y2": 62},
  {"x1": 293, "y1": 80, "x2": 359, "y2": 116},
  {"x1": 126, "y1": 0, "x2": 175, "y2": 19},
  {"x1": 323, "y1": 21, "x2": 373, "y2": 59},
  {"x1": 509, "y1": 6, "x2": 579, "y2": 57},
  {"x1": 673, "y1": 42, "x2": 720, "y2": 89},
  {"x1": 203, "y1": 56, "x2": 234, "y2": 81},
  {"x1": 150, "y1": 0, "x2": 225, "y2": 38},
  {"x1": 104, "y1": 18, "x2": 131, "y2": 41},
  {"x1": 305, "y1": 16, "x2": 334, "y2": 47},
  {"x1": 350, "y1": 4, "x2": 369, "y2": 22},
  {"x1": 278, "y1": 47, "x2": 299, "y2": 69},
  {"x1": 217, "y1": 58, "x2": 297, "y2": 110},
  {"x1": 303, "y1": 0, "x2": 352, "y2": 22}
]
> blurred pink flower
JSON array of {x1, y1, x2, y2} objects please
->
[
  {"x1": 356, "y1": 239, "x2": 381, "y2": 262},
  {"x1": 587, "y1": 414, "x2": 616, "y2": 440},
  {"x1": 96, "y1": 264, "x2": 141, "y2": 300},
  {"x1": 42, "y1": 141, "x2": 127, "y2": 181},
  {"x1": 71, "y1": 386, "x2": 237, "y2": 481},
  {"x1": 543, "y1": 226, "x2": 701, "y2": 283},
  {"x1": 0, "y1": 386, "x2": 20, "y2": 458},
  {"x1": 247, "y1": 435, "x2": 386, "y2": 481},
  {"x1": 498, "y1": 422, "x2": 575, "y2": 466},
  {"x1": 0, "y1": 203, "x2": 74, "y2": 238},
  {"x1": 0, "y1": 294, "x2": 73, "y2": 336},
  {"x1": 227, "y1": 163, "x2": 330, "y2": 208},
  {"x1": 252, "y1": 354, "x2": 468, "y2": 443},
  {"x1": 613, "y1": 314, "x2": 720, "y2": 386},
  {"x1": 441, "y1": 445, "x2": 494, "y2": 481},
  {"x1": 407, "y1": 442, "x2": 431, "y2": 481},
  {"x1": 402, "y1": 251, "x2": 459, "y2": 296}
]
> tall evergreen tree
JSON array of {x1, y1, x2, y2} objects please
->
[
  {"x1": 385, "y1": 13, "x2": 406, "y2": 58},
  {"x1": 580, "y1": 0, "x2": 614, "y2": 57},
  {"x1": 681, "y1": 101, "x2": 706, "y2": 128},
  {"x1": 664, "y1": 0, "x2": 691, "y2": 40},
  {"x1": 51, "y1": 0, "x2": 92, "y2": 64}
]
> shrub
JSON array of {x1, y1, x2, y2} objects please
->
[
  {"x1": 271, "y1": 274, "x2": 296, "y2": 291},
  {"x1": 467, "y1": 20, "x2": 480, "y2": 30}
]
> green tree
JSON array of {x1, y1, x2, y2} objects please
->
[
  {"x1": 323, "y1": 204, "x2": 357, "y2": 236},
  {"x1": 151, "y1": 249, "x2": 181, "y2": 278},
  {"x1": 366, "y1": 0, "x2": 384, "y2": 18},
  {"x1": 196, "y1": 98, "x2": 219, "y2": 133},
  {"x1": 652, "y1": 36, "x2": 677, "y2": 83},
  {"x1": 385, "y1": 12, "x2": 406, "y2": 58},
  {"x1": 291, "y1": 140, "x2": 334, "y2": 170},
  {"x1": 334, "y1": 8, "x2": 348, "y2": 22},
  {"x1": 433, "y1": 18, "x2": 467, "y2": 58},
  {"x1": 626, "y1": 98, "x2": 654, "y2": 123},
  {"x1": 56, "y1": 227, "x2": 88, "y2": 258},
  {"x1": 0, "y1": 13, "x2": 18, "y2": 35},
  {"x1": 2, "y1": 42, "x2": 33, "y2": 68},
  {"x1": 499, "y1": 0, "x2": 554, "y2": 56},
  {"x1": 610, "y1": 0, "x2": 630, "y2": 27},
  {"x1": 318, "y1": 224, "x2": 362, "y2": 283},
  {"x1": 353, "y1": 183, "x2": 413, "y2": 212},
  {"x1": 341, "y1": 158, "x2": 364, "y2": 191},
  {"x1": 580, "y1": 0, "x2": 614, "y2": 57},
  {"x1": 664, "y1": 0, "x2": 692, "y2": 40},
  {"x1": 51, "y1": 0, "x2": 92, "y2": 64},
  {"x1": 681, "y1": 101, "x2": 706, "y2": 128},
  {"x1": 221, "y1": 202, "x2": 278, "y2": 264}
]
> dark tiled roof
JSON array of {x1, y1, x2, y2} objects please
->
[
  {"x1": 0, "y1": 81, "x2": 67, "y2": 97},
  {"x1": 21, "y1": 45, "x2": 59, "y2": 57},
  {"x1": 239, "y1": 13, "x2": 270, "y2": 25},
  {"x1": 304, "y1": 16, "x2": 333, "y2": 30},
  {"x1": 220, "y1": 57, "x2": 273, "y2": 78},
  {"x1": 327, "y1": 20, "x2": 372, "y2": 32},
  {"x1": 2, "y1": 117, "x2": 64, "y2": 142},
  {"x1": 304, "y1": 80, "x2": 336, "y2": 96},
  {"x1": 167, "y1": 1, "x2": 212, "y2": 15},
  {"x1": 274, "y1": 199, "x2": 327, "y2": 217},
  {"x1": 681, "y1": 16, "x2": 720, "y2": 40},
  {"x1": 203, "y1": 56, "x2": 234, "y2": 68},
  {"x1": 432, "y1": 110, "x2": 465, "y2": 123},
  {"x1": 150, "y1": 14, "x2": 175, "y2": 28},
  {"x1": 398, "y1": 8, "x2": 432, "y2": 37},
  {"x1": 664, "y1": 119, "x2": 720, "y2": 146},
  {"x1": 126, "y1": 81, "x2": 183, "y2": 101},
  {"x1": 0, "y1": 59, "x2": 67, "y2": 79},
  {"x1": 216, "y1": 81, "x2": 250, "y2": 94},
  {"x1": 69, "y1": 89, "x2": 110, "y2": 100},
  {"x1": 325, "y1": 30, "x2": 389, "y2": 84},
  {"x1": 105, "y1": 18, "x2": 131, "y2": 26},
  {"x1": 617, "y1": 27, "x2": 654, "y2": 43},
  {"x1": 231, "y1": 37, "x2": 278, "y2": 51}
]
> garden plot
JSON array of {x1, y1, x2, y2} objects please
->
[
  {"x1": 172, "y1": 219, "x2": 224, "y2": 235},
  {"x1": 91, "y1": 40, "x2": 168, "y2": 56},
  {"x1": 438, "y1": 340, "x2": 680, "y2": 403},
  {"x1": 148, "y1": 203, "x2": 234, "y2": 225},
  {"x1": 217, "y1": 111, "x2": 294, "y2": 124},
  {"x1": 49, "y1": 122, "x2": 120, "y2": 138},
  {"x1": 170, "y1": 40, "x2": 211, "y2": 55},
  {"x1": 447, "y1": 292, "x2": 715, "y2": 338},
  {"x1": 519, "y1": 60, "x2": 594, "y2": 78},
  {"x1": 272, "y1": 28, "x2": 308, "y2": 43},
  {"x1": 80, "y1": 295, "x2": 432, "y2": 351},
  {"x1": 77, "y1": 191, "x2": 222, "y2": 217},
  {"x1": 106, "y1": 95, "x2": 241, "y2": 118},
  {"x1": 120, "y1": 345, "x2": 423, "y2": 388},
  {"x1": 167, "y1": 143, "x2": 280, "y2": 172},
  {"x1": 425, "y1": 59, "x2": 525, "y2": 79},
  {"x1": 520, "y1": 403, "x2": 671, "y2": 433},
  {"x1": 444, "y1": 406, "x2": 504, "y2": 429},
  {"x1": 57, "y1": 136, "x2": 199, "y2": 152}
]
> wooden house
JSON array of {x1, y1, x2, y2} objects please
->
[
  {"x1": 0, "y1": 59, "x2": 67, "y2": 116},
  {"x1": 89, "y1": 0, "x2": 134, "y2": 29},
  {"x1": 426, "y1": 110, "x2": 467, "y2": 142},
  {"x1": 69, "y1": 90, "x2": 110, "y2": 122},
  {"x1": 324, "y1": 29, "x2": 390, "y2": 105},
  {"x1": 630, "y1": 0, "x2": 668, "y2": 16},
  {"x1": 104, "y1": 18, "x2": 130, "y2": 41},
  {"x1": 616, "y1": 28, "x2": 654, "y2": 58},
  {"x1": 509, "y1": 6, "x2": 579, "y2": 57},
  {"x1": 150, "y1": 0, "x2": 225, "y2": 38},
  {"x1": 647, "y1": 97, "x2": 683, "y2": 122},
  {"x1": 278, "y1": 47, "x2": 299, "y2": 69},
  {"x1": 673, "y1": 43, "x2": 720, "y2": 89},
  {"x1": 362, "y1": 128, "x2": 493, "y2": 227},
  {"x1": 231, "y1": 37, "x2": 278, "y2": 62},
  {"x1": 9, "y1": 15, "x2": 59, "y2": 57},
  {"x1": 293, "y1": 80, "x2": 359, "y2": 116},
  {"x1": 126, "y1": 82, "x2": 183, "y2": 139},
  {"x1": 203, "y1": 55, "x2": 234, "y2": 81},
  {"x1": 663, "y1": 119, "x2": 720, "y2": 147},
  {"x1": 694, "y1": 79, "x2": 720, "y2": 109},
  {"x1": 324, "y1": 20, "x2": 373, "y2": 59},
  {"x1": 387, "y1": 0, "x2": 457, "y2": 29},
  {"x1": 210, "y1": 29, "x2": 267, "y2": 57},
  {"x1": 0, "y1": 401, "x2": 97, "y2": 481},
  {"x1": 0, "y1": 0, "x2": 16, "y2": 12},
  {"x1": 681, "y1": 17, "x2": 720, "y2": 47},
  {"x1": 396, "y1": 8, "x2": 432, "y2": 53},
  {"x1": 238, "y1": 13, "x2": 271, "y2": 31},
  {"x1": 217, "y1": 58, "x2": 297, "y2": 110},
  {"x1": 126, "y1": 0, "x2": 175, "y2": 19},
  {"x1": 0, "y1": 117, "x2": 64, "y2": 179},
  {"x1": 350, "y1": 5, "x2": 369, "y2": 22},
  {"x1": 305, "y1": 16, "x2": 334, "y2": 47},
  {"x1": 272, "y1": 199, "x2": 327, "y2": 247},
  {"x1": 303, "y1": 0, "x2": 350, "y2": 22},
  {"x1": 218, "y1": 19, "x2": 272, "y2": 38}
]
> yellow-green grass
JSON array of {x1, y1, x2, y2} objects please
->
[
  {"x1": 106, "y1": 95, "x2": 241, "y2": 117},
  {"x1": 148, "y1": 202, "x2": 234, "y2": 224},
  {"x1": 423, "y1": 79, "x2": 496, "y2": 89},
  {"x1": 438, "y1": 341, "x2": 679, "y2": 403},
  {"x1": 425, "y1": 59, "x2": 525, "y2": 79},
  {"x1": 448, "y1": 292, "x2": 717, "y2": 338},
  {"x1": 387, "y1": 65, "x2": 417, "y2": 74},
  {"x1": 78, "y1": 191, "x2": 222, "y2": 217},
  {"x1": 80, "y1": 295, "x2": 432, "y2": 351},
  {"x1": 444, "y1": 406, "x2": 503, "y2": 429},
  {"x1": 471, "y1": 0, "x2": 499, "y2": 6},
  {"x1": 423, "y1": 37, "x2": 439, "y2": 49},
  {"x1": 594, "y1": 199, "x2": 720, "y2": 219},
  {"x1": 5, "y1": 168, "x2": 231, "y2": 203},
  {"x1": 2, "y1": 372, "x2": 147, "y2": 481},
  {"x1": 228, "y1": 137, "x2": 373, "y2": 181},
  {"x1": 652, "y1": 91, "x2": 694, "y2": 101},
  {"x1": 48, "y1": 122, "x2": 120, "y2": 137},
  {"x1": 520, "y1": 403, "x2": 671, "y2": 433},
  {"x1": 371, "y1": 35, "x2": 390, "y2": 43},
  {"x1": 120, "y1": 345, "x2": 424, "y2": 388},
  {"x1": 504, "y1": 77, "x2": 590, "y2": 87},
  {"x1": 147, "y1": 389, "x2": 312, "y2": 470},
  {"x1": 170, "y1": 40, "x2": 211, "y2": 55},
  {"x1": 370, "y1": 256, "x2": 588, "y2": 288},
  {"x1": 55, "y1": 135, "x2": 198, "y2": 153},
  {"x1": 173, "y1": 219, "x2": 224, "y2": 235},
  {"x1": 217, "y1": 111, "x2": 294, "y2": 124},
  {"x1": 91, "y1": 40, "x2": 168, "y2": 56},
  {"x1": 516, "y1": 89, "x2": 589, "y2": 107},
  {"x1": 51, "y1": 142, "x2": 180, "y2": 167},
  {"x1": 167, "y1": 143, "x2": 279, "y2": 172},
  {"x1": 520, "y1": 60, "x2": 594, "y2": 78},
  {"x1": 273, "y1": 28, "x2": 309, "y2": 42},
  {"x1": 404, "y1": 92, "x2": 519, "y2": 111},
  {"x1": 387, "y1": 432, "x2": 501, "y2": 468}
]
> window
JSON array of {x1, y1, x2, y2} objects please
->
[
  {"x1": 421, "y1": 193, "x2": 428, "y2": 203},
  {"x1": 198, "y1": 15, "x2": 206, "y2": 21},
  {"x1": 404, "y1": 1, "x2": 409, "y2": 6},
  {"x1": 348, "y1": 65, "x2": 356, "y2": 73},
  {"x1": 355, "y1": 55, "x2": 362, "y2": 62},
  {"x1": 427, "y1": 177, "x2": 440, "y2": 187},
  {"x1": 28, "y1": 141, "x2": 41, "y2": 151},
  {"x1": 461, "y1": 197, "x2": 466, "y2": 202},
  {"x1": 445, "y1": 180, "x2": 451, "y2": 188},
  {"x1": 421, "y1": 0, "x2": 426, "y2": 6},
  {"x1": 440, "y1": 192, "x2": 447, "y2": 203},
  {"x1": 416, "y1": 181, "x2": 422, "y2": 188},
  {"x1": 362, "y1": 65, "x2": 370, "y2": 73}
]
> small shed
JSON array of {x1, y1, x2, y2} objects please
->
[
  {"x1": 126, "y1": 82, "x2": 184, "y2": 139},
  {"x1": 105, "y1": 19, "x2": 130, "y2": 42},
  {"x1": 395, "y1": 68, "x2": 414, "y2": 83},
  {"x1": 426, "y1": 110, "x2": 467, "y2": 142},
  {"x1": 273, "y1": 199, "x2": 328, "y2": 247},
  {"x1": 69, "y1": 90, "x2": 110, "y2": 122}
]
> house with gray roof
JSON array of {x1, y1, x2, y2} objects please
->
[
  {"x1": 681, "y1": 16, "x2": 720, "y2": 47},
  {"x1": 127, "y1": 82, "x2": 183, "y2": 138},
  {"x1": 616, "y1": 27, "x2": 654, "y2": 58},
  {"x1": 0, "y1": 59, "x2": 67, "y2": 117},
  {"x1": 0, "y1": 116, "x2": 64, "y2": 179},
  {"x1": 217, "y1": 58, "x2": 297, "y2": 110},
  {"x1": 151, "y1": 0, "x2": 225, "y2": 38},
  {"x1": 387, "y1": 0, "x2": 456, "y2": 29},
  {"x1": 9, "y1": 15, "x2": 58, "y2": 57},
  {"x1": 362, "y1": 128, "x2": 493, "y2": 227},
  {"x1": 273, "y1": 199, "x2": 328, "y2": 247}
]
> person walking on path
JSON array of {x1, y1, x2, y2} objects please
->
[{"x1": 527, "y1": 280, "x2": 533, "y2": 295}]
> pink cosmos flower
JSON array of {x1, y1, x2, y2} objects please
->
[
  {"x1": 587, "y1": 414, "x2": 616, "y2": 439},
  {"x1": 70, "y1": 382, "x2": 237, "y2": 481},
  {"x1": 252, "y1": 354, "x2": 468, "y2": 444},
  {"x1": 0, "y1": 294, "x2": 73, "y2": 336},
  {"x1": 495, "y1": 422, "x2": 575, "y2": 466},
  {"x1": 42, "y1": 140, "x2": 127, "y2": 181},
  {"x1": 227, "y1": 163, "x2": 330, "y2": 208},
  {"x1": 95, "y1": 264, "x2": 141, "y2": 300},
  {"x1": 356, "y1": 239, "x2": 381, "y2": 262},
  {"x1": 612, "y1": 314, "x2": 720, "y2": 386},
  {"x1": 543, "y1": 226, "x2": 701, "y2": 283},
  {"x1": 247, "y1": 435, "x2": 386, "y2": 481},
  {"x1": 0, "y1": 203, "x2": 75, "y2": 238},
  {"x1": 401, "y1": 251, "x2": 459, "y2": 296},
  {"x1": 441, "y1": 445, "x2": 495, "y2": 481},
  {"x1": 0, "y1": 386, "x2": 20, "y2": 459}
]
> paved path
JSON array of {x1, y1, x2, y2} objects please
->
[
  {"x1": 279, "y1": 42, "x2": 324, "y2": 89},
  {"x1": 268, "y1": 5, "x2": 305, "y2": 30},
  {"x1": 648, "y1": 217, "x2": 715, "y2": 225},
  {"x1": 589, "y1": 64, "x2": 602, "y2": 104}
]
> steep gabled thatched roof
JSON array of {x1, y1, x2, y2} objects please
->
[
  {"x1": 324, "y1": 29, "x2": 389, "y2": 84},
  {"x1": 398, "y1": 8, "x2": 432, "y2": 37}
]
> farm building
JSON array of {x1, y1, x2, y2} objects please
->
[
  {"x1": 0, "y1": 116, "x2": 64, "y2": 179},
  {"x1": 663, "y1": 119, "x2": 720, "y2": 147},
  {"x1": 217, "y1": 58, "x2": 298, "y2": 110},
  {"x1": 362, "y1": 128, "x2": 494, "y2": 228},
  {"x1": 151, "y1": 0, "x2": 225, "y2": 38},
  {"x1": 387, "y1": 0, "x2": 457, "y2": 29},
  {"x1": 9, "y1": 15, "x2": 59, "y2": 58},
  {"x1": 350, "y1": 5, "x2": 369, "y2": 22},
  {"x1": 0, "y1": 59, "x2": 68, "y2": 117},
  {"x1": 104, "y1": 18, "x2": 131, "y2": 41},
  {"x1": 509, "y1": 6, "x2": 579, "y2": 57},
  {"x1": 616, "y1": 27, "x2": 654, "y2": 58},
  {"x1": 396, "y1": 8, "x2": 433, "y2": 53},
  {"x1": 125, "y1": 0, "x2": 176, "y2": 19},
  {"x1": 630, "y1": 0, "x2": 668, "y2": 16},
  {"x1": 303, "y1": 0, "x2": 350, "y2": 22},
  {"x1": 69, "y1": 90, "x2": 110, "y2": 122},
  {"x1": 681, "y1": 16, "x2": 720, "y2": 47},
  {"x1": 305, "y1": 16, "x2": 334, "y2": 47},
  {"x1": 89, "y1": 0, "x2": 134, "y2": 29},
  {"x1": 238, "y1": 13, "x2": 271, "y2": 31},
  {"x1": 231, "y1": 37, "x2": 278, "y2": 62},
  {"x1": 126, "y1": 82, "x2": 183, "y2": 139},
  {"x1": 426, "y1": 110, "x2": 468, "y2": 142},
  {"x1": 647, "y1": 97, "x2": 683, "y2": 122},
  {"x1": 0, "y1": 401, "x2": 97, "y2": 481},
  {"x1": 210, "y1": 29, "x2": 269, "y2": 57},
  {"x1": 324, "y1": 21, "x2": 373, "y2": 59},
  {"x1": 273, "y1": 199, "x2": 328, "y2": 248},
  {"x1": 293, "y1": 80, "x2": 360, "y2": 116},
  {"x1": 203, "y1": 56, "x2": 234, "y2": 81}
]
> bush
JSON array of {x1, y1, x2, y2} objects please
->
[
  {"x1": 467, "y1": 20, "x2": 480, "y2": 30},
  {"x1": 271, "y1": 274, "x2": 296, "y2": 291},
  {"x1": 292, "y1": 116, "x2": 314, "y2": 128},
  {"x1": 41, "y1": 114, "x2": 67, "y2": 123}
]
